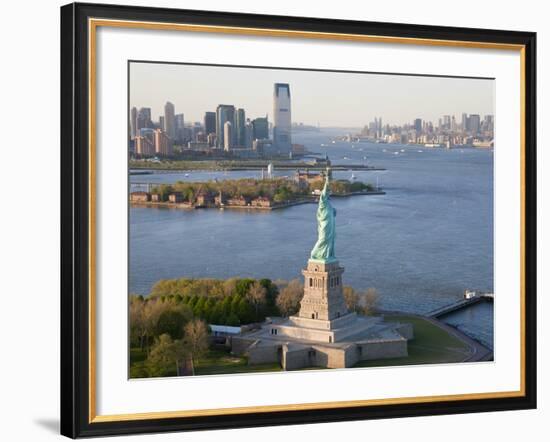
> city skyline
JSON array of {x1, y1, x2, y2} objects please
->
[{"x1": 130, "y1": 62, "x2": 494, "y2": 128}]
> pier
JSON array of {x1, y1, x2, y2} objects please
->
[{"x1": 427, "y1": 291, "x2": 494, "y2": 318}]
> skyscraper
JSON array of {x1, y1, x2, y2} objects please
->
[
  {"x1": 137, "y1": 107, "x2": 152, "y2": 130},
  {"x1": 164, "y1": 101, "x2": 176, "y2": 139},
  {"x1": 252, "y1": 116, "x2": 269, "y2": 140},
  {"x1": 414, "y1": 118, "x2": 422, "y2": 133},
  {"x1": 469, "y1": 114, "x2": 481, "y2": 135},
  {"x1": 244, "y1": 119, "x2": 254, "y2": 149},
  {"x1": 130, "y1": 107, "x2": 138, "y2": 139},
  {"x1": 461, "y1": 113, "x2": 469, "y2": 132},
  {"x1": 273, "y1": 83, "x2": 292, "y2": 155},
  {"x1": 175, "y1": 114, "x2": 185, "y2": 144},
  {"x1": 216, "y1": 105, "x2": 235, "y2": 148},
  {"x1": 154, "y1": 128, "x2": 173, "y2": 156},
  {"x1": 223, "y1": 121, "x2": 233, "y2": 151},
  {"x1": 236, "y1": 108, "x2": 246, "y2": 147},
  {"x1": 204, "y1": 111, "x2": 216, "y2": 135}
]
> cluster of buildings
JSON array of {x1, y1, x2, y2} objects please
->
[
  {"x1": 130, "y1": 188, "x2": 276, "y2": 209},
  {"x1": 130, "y1": 83, "x2": 295, "y2": 159},
  {"x1": 350, "y1": 113, "x2": 494, "y2": 148}
]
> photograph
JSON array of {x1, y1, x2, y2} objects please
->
[{"x1": 128, "y1": 62, "x2": 495, "y2": 378}]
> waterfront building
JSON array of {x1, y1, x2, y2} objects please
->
[
  {"x1": 135, "y1": 134, "x2": 155, "y2": 156},
  {"x1": 252, "y1": 138, "x2": 273, "y2": 155},
  {"x1": 216, "y1": 104, "x2": 235, "y2": 148},
  {"x1": 273, "y1": 83, "x2": 292, "y2": 155},
  {"x1": 226, "y1": 195, "x2": 250, "y2": 206},
  {"x1": 443, "y1": 115, "x2": 451, "y2": 130},
  {"x1": 164, "y1": 101, "x2": 176, "y2": 140},
  {"x1": 130, "y1": 191, "x2": 150, "y2": 202},
  {"x1": 130, "y1": 107, "x2": 138, "y2": 139},
  {"x1": 154, "y1": 128, "x2": 173, "y2": 156},
  {"x1": 204, "y1": 111, "x2": 216, "y2": 136},
  {"x1": 187, "y1": 141, "x2": 211, "y2": 151},
  {"x1": 252, "y1": 116, "x2": 269, "y2": 140},
  {"x1": 223, "y1": 121, "x2": 233, "y2": 151},
  {"x1": 207, "y1": 133, "x2": 217, "y2": 148},
  {"x1": 251, "y1": 196, "x2": 273, "y2": 208},
  {"x1": 236, "y1": 108, "x2": 246, "y2": 147},
  {"x1": 195, "y1": 189, "x2": 215, "y2": 207},
  {"x1": 168, "y1": 193, "x2": 184, "y2": 203}
]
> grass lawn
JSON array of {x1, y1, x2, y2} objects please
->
[
  {"x1": 130, "y1": 347, "x2": 282, "y2": 377},
  {"x1": 195, "y1": 349, "x2": 282, "y2": 376},
  {"x1": 354, "y1": 315, "x2": 471, "y2": 368}
]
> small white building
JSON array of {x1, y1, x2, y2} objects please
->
[{"x1": 209, "y1": 324, "x2": 241, "y2": 337}]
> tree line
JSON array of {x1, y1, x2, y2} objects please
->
[
  {"x1": 148, "y1": 177, "x2": 373, "y2": 203},
  {"x1": 129, "y1": 276, "x2": 378, "y2": 377}
]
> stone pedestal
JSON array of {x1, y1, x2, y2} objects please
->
[{"x1": 298, "y1": 259, "x2": 348, "y2": 322}]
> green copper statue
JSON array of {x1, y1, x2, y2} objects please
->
[{"x1": 310, "y1": 170, "x2": 336, "y2": 262}]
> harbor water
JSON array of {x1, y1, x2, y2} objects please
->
[{"x1": 129, "y1": 128, "x2": 494, "y2": 348}]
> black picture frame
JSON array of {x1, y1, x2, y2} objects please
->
[{"x1": 60, "y1": 2, "x2": 537, "y2": 438}]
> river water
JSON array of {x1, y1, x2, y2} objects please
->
[{"x1": 129, "y1": 128, "x2": 494, "y2": 349}]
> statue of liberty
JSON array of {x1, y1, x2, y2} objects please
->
[{"x1": 310, "y1": 169, "x2": 336, "y2": 262}]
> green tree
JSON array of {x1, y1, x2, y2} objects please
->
[
  {"x1": 146, "y1": 334, "x2": 187, "y2": 377},
  {"x1": 235, "y1": 278, "x2": 255, "y2": 297},
  {"x1": 156, "y1": 304, "x2": 192, "y2": 340},
  {"x1": 226, "y1": 313, "x2": 240, "y2": 326},
  {"x1": 236, "y1": 298, "x2": 255, "y2": 324}
]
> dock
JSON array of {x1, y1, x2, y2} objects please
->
[{"x1": 428, "y1": 292, "x2": 494, "y2": 318}]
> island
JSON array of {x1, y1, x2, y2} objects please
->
[{"x1": 130, "y1": 171, "x2": 384, "y2": 211}]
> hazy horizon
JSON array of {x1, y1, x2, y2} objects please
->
[{"x1": 130, "y1": 62, "x2": 494, "y2": 127}]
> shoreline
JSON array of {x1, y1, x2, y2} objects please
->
[
  {"x1": 130, "y1": 190, "x2": 386, "y2": 211},
  {"x1": 130, "y1": 165, "x2": 385, "y2": 174}
]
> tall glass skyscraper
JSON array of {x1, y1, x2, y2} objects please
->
[
  {"x1": 216, "y1": 104, "x2": 235, "y2": 149},
  {"x1": 236, "y1": 108, "x2": 246, "y2": 147},
  {"x1": 164, "y1": 101, "x2": 176, "y2": 139},
  {"x1": 273, "y1": 83, "x2": 292, "y2": 156}
]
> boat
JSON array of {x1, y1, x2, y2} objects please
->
[
  {"x1": 184, "y1": 173, "x2": 189, "y2": 177},
  {"x1": 350, "y1": 173, "x2": 356, "y2": 180}
]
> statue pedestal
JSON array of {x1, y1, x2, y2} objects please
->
[{"x1": 298, "y1": 259, "x2": 348, "y2": 322}]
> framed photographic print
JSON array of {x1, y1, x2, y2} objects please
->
[{"x1": 60, "y1": 2, "x2": 537, "y2": 438}]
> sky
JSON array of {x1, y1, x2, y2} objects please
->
[{"x1": 130, "y1": 62, "x2": 494, "y2": 128}]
